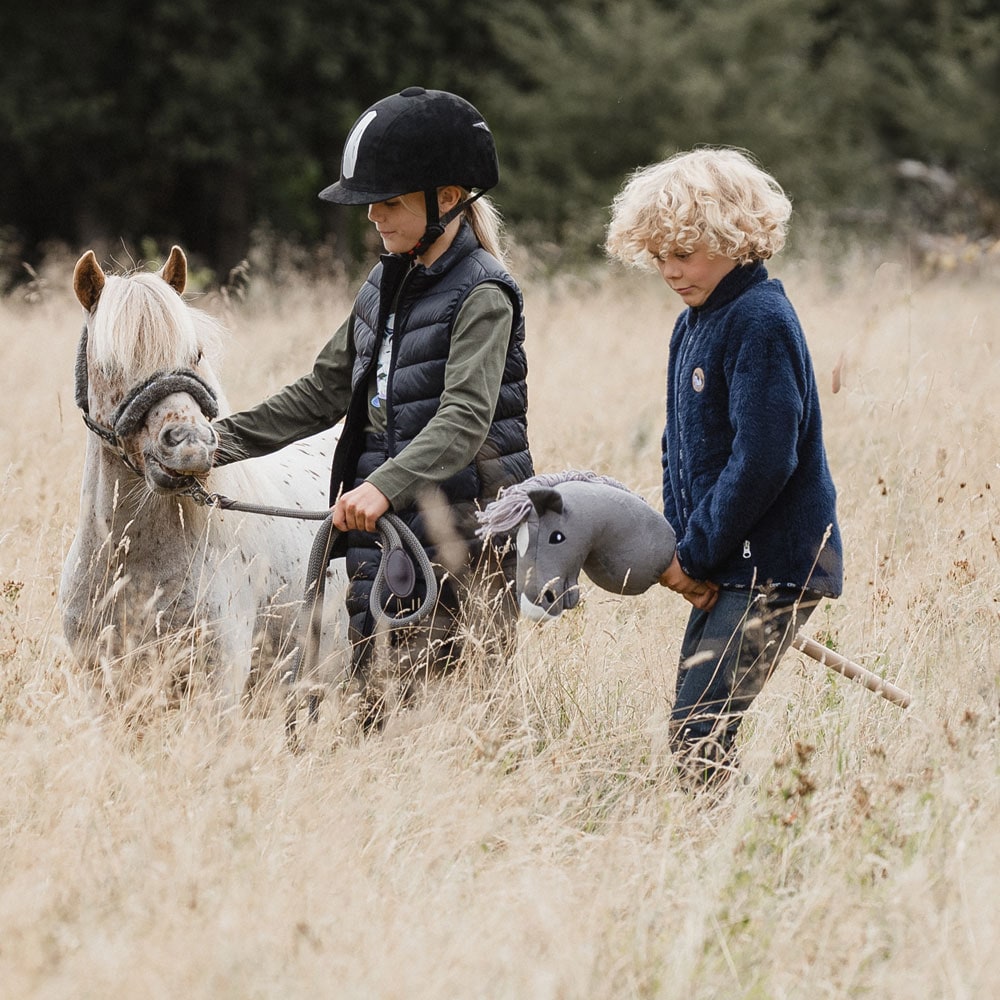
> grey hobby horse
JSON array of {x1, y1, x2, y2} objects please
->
[{"x1": 477, "y1": 471, "x2": 911, "y2": 708}]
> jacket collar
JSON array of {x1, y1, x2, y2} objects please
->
[
  {"x1": 374, "y1": 219, "x2": 478, "y2": 327},
  {"x1": 420, "y1": 217, "x2": 477, "y2": 277},
  {"x1": 693, "y1": 259, "x2": 768, "y2": 315},
  {"x1": 379, "y1": 218, "x2": 477, "y2": 288}
]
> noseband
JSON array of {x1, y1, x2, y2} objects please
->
[{"x1": 74, "y1": 323, "x2": 220, "y2": 476}]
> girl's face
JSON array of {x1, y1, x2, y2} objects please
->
[
  {"x1": 650, "y1": 244, "x2": 738, "y2": 308},
  {"x1": 367, "y1": 186, "x2": 463, "y2": 262},
  {"x1": 367, "y1": 192, "x2": 427, "y2": 255}
]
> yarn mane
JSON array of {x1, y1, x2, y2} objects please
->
[{"x1": 476, "y1": 469, "x2": 642, "y2": 537}]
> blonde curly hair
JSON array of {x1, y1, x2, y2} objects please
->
[{"x1": 605, "y1": 147, "x2": 791, "y2": 268}]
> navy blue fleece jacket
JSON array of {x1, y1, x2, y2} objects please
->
[{"x1": 662, "y1": 261, "x2": 843, "y2": 597}]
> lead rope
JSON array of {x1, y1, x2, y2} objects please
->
[
  {"x1": 182, "y1": 481, "x2": 437, "y2": 628},
  {"x1": 182, "y1": 482, "x2": 438, "y2": 744}
]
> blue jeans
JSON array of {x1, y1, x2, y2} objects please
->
[{"x1": 670, "y1": 588, "x2": 819, "y2": 771}]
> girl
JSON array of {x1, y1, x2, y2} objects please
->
[
  {"x1": 214, "y1": 88, "x2": 533, "y2": 726},
  {"x1": 605, "y1": 147, "x2": 842, "y2": 783}
]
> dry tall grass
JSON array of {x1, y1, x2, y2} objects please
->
[{"x1": 1, "y1": 244, "x2": 997, "y2": 999}]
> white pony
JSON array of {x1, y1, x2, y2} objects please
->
[{"x1": 60, "y1": 246, "x2": 348, "y2": 716}]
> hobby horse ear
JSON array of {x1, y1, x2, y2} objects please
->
[{"x1": 527, "y1": 488, "x2": 563, "y2": 517}]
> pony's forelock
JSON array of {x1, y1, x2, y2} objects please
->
[{"x1": 88, "y1": 270, "x2": 225, "y2": 384}]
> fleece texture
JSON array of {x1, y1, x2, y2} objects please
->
[{"x1": 661, "y1": 261, "x2": 843, "y2": 597}]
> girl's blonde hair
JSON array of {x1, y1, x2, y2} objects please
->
[
  {"x1": 605, "y1": 147, "x2": 791, "y2": 268},
  {"x1": 464, "y1": 194, "x2": 509, "y2": 268},
  {"x1": 399, "y1": 189, "x2": 510, "y2": 269}
]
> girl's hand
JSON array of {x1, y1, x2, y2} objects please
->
[
  {"x1": 659, "y1": 554, "x2": 720, "y2": 611},
  {"x1": 332, "y1": 482, "x2": 390, "y2": 534}
]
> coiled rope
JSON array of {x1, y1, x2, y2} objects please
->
[{"x1": 182, "y1": 481, "x2": 438, "y2": 741}]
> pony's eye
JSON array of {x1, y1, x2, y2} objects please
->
[{"x1": 549, "y1": 531, "x2": 565, "y2": 544}]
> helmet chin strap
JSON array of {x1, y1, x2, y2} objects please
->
[{"x1": 405, "y1": 188, "x2": 487, "y2": 261}]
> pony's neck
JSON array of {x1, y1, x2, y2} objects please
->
[{"x1": 78, "y1": 439, "x2": 209, "y2": 544}]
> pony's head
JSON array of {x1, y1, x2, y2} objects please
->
[
  {"x1": 478, "y1": 472, "x2": 677, "y2": 622},
  {"x1": 74, "y1": 246, "x2": 226, "y2": 495}
]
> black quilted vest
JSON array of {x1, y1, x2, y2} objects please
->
[{"x1": 330, "y1": 221, "x2": 532, "y2": 645}]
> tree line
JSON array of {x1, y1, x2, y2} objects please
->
[{"x1": 1, "y1": 0, "x2": 997, "y2": 287}]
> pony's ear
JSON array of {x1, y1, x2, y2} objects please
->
[
  {"x1": 73, "y1": 250, "x2": 105, "y2": 310},
  {"x1": 528, "y1": 487, "x2": 563, "y2": 516},
  {"x1": 159, "y1": 245, "x2": 187, "y2": 296}
]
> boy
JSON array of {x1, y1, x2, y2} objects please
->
[{"x1": 605, "y1": 147, "x2": 842, "y2": 783}]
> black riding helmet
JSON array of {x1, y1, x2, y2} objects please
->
[{"x1": 319, "y1": 87, "x2": 499, "y2": 257}]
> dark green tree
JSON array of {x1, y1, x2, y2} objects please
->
[{"x1": 0, "y1": 0, "x2": 997, "y2": 285}]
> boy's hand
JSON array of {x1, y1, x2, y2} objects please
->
[
  {"x1": 332, "y1": 482, "x2": 390, "y2": 534},
  {"x1": 659, "y1": 554, "x2": 719, "y2": 611}
]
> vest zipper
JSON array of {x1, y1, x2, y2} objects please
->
[{"x1": 384, "y1": 267, "x2": 417, "y2": 457}]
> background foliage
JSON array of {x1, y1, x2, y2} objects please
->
[{"x1": 1, "y1": 0, "x2": 998, "y2": 283}]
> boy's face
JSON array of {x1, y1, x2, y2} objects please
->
[{"x1": 650, "y1": 244, "x2": 738, "y2": 308}]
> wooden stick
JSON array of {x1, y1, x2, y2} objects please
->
[{"x1": 792, "y1": 634, "x2": 912, "y2": 709}]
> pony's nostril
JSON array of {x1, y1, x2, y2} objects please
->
[
  {"x1": 160, "y1": 425, "x2": 186, "y2": 448},
  {"x1": 542, "y1": 589, "x2": 557, "y2": 605},
  {"x1": 160, "y1": 423, "x2": 215, "y2": 450}
]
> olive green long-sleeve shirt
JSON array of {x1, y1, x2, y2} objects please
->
[{"x1": 215, "y1": 284, "x2": 514, "y2": 510}]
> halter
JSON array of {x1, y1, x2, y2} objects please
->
[{"x1": 74, "y1": 323, "x2": 220, "y2": 477}]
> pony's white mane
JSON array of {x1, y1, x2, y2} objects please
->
[
  {"x1": 475, "y1": 469, "x2": 641, "y2": 537},
  {"x1": 88, "y1": 270, "x2": 225, "y2": 383}
]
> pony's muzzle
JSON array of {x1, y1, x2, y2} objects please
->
[
  {"x1": 144, "y1": 410, "x2": 218, "y2": 491},
  {"x1": 155, "y1": 420, "x2": 217, "y2": 471},
  {"x1": 159, "y1": 421, "x2": 215, "y2": 449}
]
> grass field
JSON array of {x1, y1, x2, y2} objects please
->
[{"x1": 0, "y1": 242, "x2": 997, "y2": 998}]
